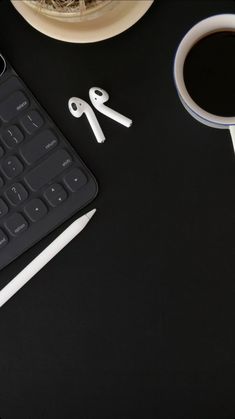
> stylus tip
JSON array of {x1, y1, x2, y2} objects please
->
[{"x1": 86, "y1": 209, "x2": 96, "y2": 220}]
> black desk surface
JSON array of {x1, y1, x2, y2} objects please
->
[{"x1": 0, "y1": 1, "x2": 234, "y2": 418}]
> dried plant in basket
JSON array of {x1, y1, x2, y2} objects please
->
[{"x1": 26, "y1": 0, "x2": 112, "y2": 15}]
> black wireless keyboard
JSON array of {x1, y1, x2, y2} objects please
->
[{"x1": 0, "y1": 54, "x2": 98, "y2": 272}]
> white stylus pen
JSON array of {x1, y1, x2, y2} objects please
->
[{"x1": 0, "y1": 209, "x2": 96, "y2": 308}]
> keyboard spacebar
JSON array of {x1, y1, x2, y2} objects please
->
[{"x1": 24, "y1": 149, "x2": 73, "y2": 191}]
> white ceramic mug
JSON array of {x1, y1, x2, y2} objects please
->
[{"x1": 174, "y1": 14, "x2": 235, "y2": 154}]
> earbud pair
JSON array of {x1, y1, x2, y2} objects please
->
[{"x1": 68, "y1": 87, "x2": 133, "y2": 144}]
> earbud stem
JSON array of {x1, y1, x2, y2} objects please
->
[
  {"x1": 87, "y1": 108, "x2": 106, "y2": 143},
  {"x1": 99, "y1": 105, "x2": 132, "y2": 128}
]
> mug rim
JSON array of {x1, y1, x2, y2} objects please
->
[{"x1": 174, "y1": 14, "x2": 235, "y2": 127}]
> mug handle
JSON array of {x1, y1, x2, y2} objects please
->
[{"x1": 229, "y1": 126, "x2": 235, "y2": 153}]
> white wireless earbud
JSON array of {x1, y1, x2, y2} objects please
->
[
  {"x1": 68, "y1": 97, "x2": 105, "y2": 143},
  {"x1": 89, "y1": 87, "x2": 133, "y2": 128}
]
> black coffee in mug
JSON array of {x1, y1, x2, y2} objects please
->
[{"x1": 183, "y1": 31, "x2": 235, "y2": 117}]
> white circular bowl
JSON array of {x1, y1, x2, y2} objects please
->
[{"x1": 11, "y1": 0, "x2": 154, "y2": 43}]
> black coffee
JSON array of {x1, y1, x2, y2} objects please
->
[{"x1": 183, "y1": 31, "x2": 235, "y2": 117}]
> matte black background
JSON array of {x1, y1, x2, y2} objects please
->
[{"x1": 0, "y1": 1, "x2": 234, "y2": 418}]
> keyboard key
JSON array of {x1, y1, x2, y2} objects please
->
[
  {"x1": 0, "y1": 91, "x2": 29, "y2": 122},
  {"x1": 24, "y1": 149, "x2": 73, "y2": 191},
  {"x1": 21, "y1": 110, "x2": 43, "y2": 134},
  {"x1": 0, "y1": 229, "x2": 8, "y2": 249},
  {"x1": 20, "y1": 129, "x2": 58, "y2": 165},
  {"x1": 5, "y1": 213, "x2": 28, "y2": 236},
  {"x1": 0, "y1": 146, "x2": 4, "y2": 158},
  {"x1": 1, "y1": 125, "x2": 24, "y2": 148},
  {"x1": 2, "y1": 156, "x2": 23, "y2": 179},
  {"x1": 5, "y1": 183, "x2": 28, "y2": 206},
  {"x1": 64, "y1": 168, "x2": 87, "y2": 192},
  {"x1": 24, "y1": 199, "x2": 47, "y2": 222},
  {"x1": 0, "y1": 198, "x2": 8, "y2": 218},
  {"x1": 44, "y1": 184, "x2": 67, "y2": 207}
]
